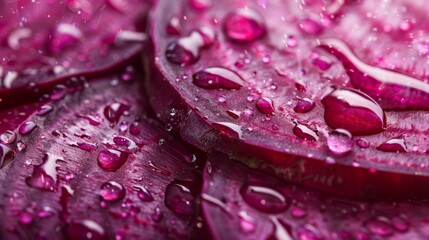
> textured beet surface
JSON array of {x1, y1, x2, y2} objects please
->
[
  {"x1": 0, "y1": 0, "x2": 149, "y2": 110},
  {"x1": 0, "y1": 73, "x2": 202, "y2": 239},
  {"x1": 146, "y1": 0, "x2": 429, "y2": 199},
  {"x1": 202, "y1": 152, "x2": 429, "y2": 240}
]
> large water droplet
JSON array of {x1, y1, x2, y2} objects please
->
[
  {"x1": 66, "y1": 220, "x2": 106, "y2": 240},
  {"x1": 164, "y1": 182, "x2": 195, "y2": 216},
  {"x1": 240, "y1": 182, "x2": 289, "y2": 213},
  {"x1": 293, "y1": 122, "x2": 318, "y2": 141},
  {"x1": 377, "y1": 136, "x2": 407, "y2": 153},
  {"x1": 26, "y1": 154, "x2": 61, "y2": 192},
  {"x1": 0, "y1": 130, "x2": 16, "y2": 144},
  {"x1": 193, "y1": 67, "x2": 244, "y2": 90},
  {"x1": 322, "y1": 87, "x2": 386, "y2": 135},
  {"x1": 19, "y1": 121, "x2": 37, "y2": 135},
  {"x1": 327, "y1": 129, "x2": 354, "y2": 155},
  {"x1": 100, "y1": 181, "x2": 125, "y2": 202},
  {"x1": 97, "y1": 149, "x2": 129, "y2": 171},
  {"x1": 224, "y1": 9, "x2": 265, "y2": 42},
  {"x1": 256, "y1": 97, "x2": 275, "y2": 114},
  {"x1": 320, "y1": 38, "x2": 429, "y2": 111}
]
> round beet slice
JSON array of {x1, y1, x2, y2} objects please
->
[
  {"x1": 146, "y1": 0, "x2": 429, "y2": 200},
  {"x1": 0, "y1": 0, "x2": 150, "y2": 110}
]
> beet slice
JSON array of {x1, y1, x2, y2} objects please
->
[
  {"x1": 146, "y1": 0, "x2": 429, "y2": 199},
  {"x1": 0, "y1": 0, "x2": 150, "y2": 110},
  {"x1": 202, "y1": 152, "x2": 429, "y2": 240},
  {"x1": 0, "y1": 73, "x2": 202, "y2": 239}
]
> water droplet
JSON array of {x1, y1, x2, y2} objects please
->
[
  {"x1": 238, "y1": 211, "x2": 256, "y2": 234},
  {"x1": 17, "y1": 140, "x2": 27, "y2": 151},
  {"x1": 165, "y1": 30, "x2": 206, "y2": 65},
  {"x1": 100, "y1": 181, "x2": 126, "y2": 202},
  {"x1": 103, "y1": 102, "x2": 131, "y2": 124},
  {"x1": 240, "y1": 182, "x2": 289, "y2": 213},
  {"x1": 356, "y1": 138, "x2": 370, "y2": 149},
  {"x1": 193, "y1": 67, "x2": 244, "y2": 90},
  {"x1": 322, "y1": 87, "x2": 386, "y2": 135},
  {"x1": 299, "y1": 18, "x2": 324, "y2": 35},
  {"x1": 50, "y1": 84, "x2": 68, "y2": 100},
  {"x1": 391, "y1": 215, "x2": 409, "y2": 232},
  {"x1": 66, "y1": 220, "x2": 106, "y2": 240},
  {"x1": 37, "y1": 206, "x2": 56, "y2": 218},
  {"x1": 364, "y1": 217, "x2": 394, "y2": 237},
  {"x1": 297, "y1": 225, "x2": 323, "y2": 240},
  {"x1": 290, "y1": 206, "x2": 307, "y2": 218},
  {"x1": 294, "y1": 98, "x2": 315, "y2": 113},
  {"x1": 224, "y1": 9, "x2": 265, "y2": 42},
  {"x1": 312, "y1": 55, "x2": 332, "y2": 70},
  {"x1": 129, "y1": 121, "x2": 141, "y2": 135},
  {"x1": 113, "y1": 136, "x2": 138, "y2": 153},
  {"x1": 164, "y1": 182, "x2": 195, "y2": 216},
  {"x1": 151, "y1": 207, "x2": 163, "y2": 222},
  {"x1": 97, "y1": 149, "x2": 129, "y2": 172},
  {"x1": 19, "y1": 210, "x2": 34, "y2": 225},
  {"x1": 36, "y1": 105, "x2": 53, "y2": 116},
  {"x1": 166, "y1": 17, "x2": 182, "y2": 36},
  {"x1": 26, "y1": 154, "x2": 61, "y2": 192},
  {"x1": 134, "y1": 186, "x2": 154, "y2": 202},
  {"x1": 49, "y1": 23, "x2": 82, "y2": 54},
  {"x1": 268, "y1": 217, "x2": 293, "y2": 240},
  {"x1": 212, "y1": 122, "x2": 243, "y2": 138},
  {"x1": 189, "y1": 0, "x2": 212, "y2": 10},
  {"x1": 327, "y1": 129, "x2": 354, "y2": 155},
  {"x1": 377, "y1": 136, "x2": 407, "y2": 153},
  {"x1": 0, "y1": 130, "x2": 16, "y2": 144},
  {"x1": 256, "y1": 97, "x2": 275, "y2": 114},
  {"x1": 77, "y1": 142, "x2": 97, "y2": 152},
  {"x1": 320, "y1": 38, "x2": 429, "y2": 110},
  {"x1": 293, "y1": 122, "x2": 318, "y2": 141},
  {"x1": 19, "y1": 121, "x2": 37, "y2": 135}
]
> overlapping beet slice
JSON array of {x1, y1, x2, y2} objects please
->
[
  {"x1": 146, "y1": 0, "x2": 429, "y2": 199},
  {"x1": 0, "y1": 0, "x2": 149, "y2": 109},
  {"x1": 202, "y1": 152, "x2": 429, "y2": 240},
  {"x1": 0, "y1": 72, "x2": 203, "y2": 239}
]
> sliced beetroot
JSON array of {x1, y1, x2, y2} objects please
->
[
  {"x1": 0, "y1": 0, "x2": 150, "y2": 110},
  {"x1": 146, "y1": 0, "x2": 429, "y2": 199},
  {"x1": 202, "y1": 152, "x2": 429, "y2": 240},
  {"x1": 0, "y1": 74, "x2": 202, "y2": 239}
]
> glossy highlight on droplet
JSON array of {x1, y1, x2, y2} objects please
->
[
  {"x1": 223, "y1": 8, "x2": 265, "y2": 42},
  {"x1": 240, "y1": 182, "x2": 289, "y2": 213},
  {"x1": 256, "y1": 97, "x2": 275, "y2": 114},
  {"x1": 97, "y1": 149, "x2": 129, "y2": 171},
  {"x1": 100, "y1": 181, "x2": 126, "y2": 202},
  {"x1": 293, "y1": 122, "x2": 318, "y2": 141},
  {"x1": 377, "y1": 136, "x2": 407, "y2": 153}
]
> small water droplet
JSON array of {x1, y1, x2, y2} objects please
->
[
  {"x1": 356, "y1": 138, "x2": 370, "y2": 149},
  {"x1": 238, "y1": 211, "x2": 256, "y2": 234},
  {"x1": 224, "y1": 9, "x2": 265, "y2": 42},
  {"x1": 17, "y1": 140, "x2": 27, "y2": 151},
  {"x1": 134, "y1": 186, "x2": 154, "y2": 202},
  {"x1": 97, "y1": 149, "x2": 129, "y2": 172},
  {"x1": 49, "y1": 23, "x2": 82, "y2": 54},
  {"x1": 19, "y1": 121, "x2": 37, "y2": 135},
  {"x1": 299, "y1": 18, "x2": 324, "y2": 35},
  {"x1": 212, "y1": 122, "x2": 243, "y2": 139},
  {"x1": 240, "y1": 182, "x2": 289, "y2": 213},
  {"x1": 0, "y1": 130, "x2": 16, "y2": 144},
  {"x1": 37, "y1": 206, "x2": 56, "y2": 218},
  {"x1": 36, "y1": 105, "x2": 53, "y2": 116},
  {"x1": 293, "y1": 122, "x2": 318, "y2": 141},
  {"x1": 193, "y1": 67, "x2": 244, "y2": 90},
  {"x1": 327, "y1": 129, "x2": 354, "y2": 155},
  {"x1": 104, "y1": 102, "x2": 131, "y2": 124},
  {"x1": 189, "y1": 0, "x2": 212, "y2": 10},
  {"x1": 165, "y1": 30, "x2": 208, "y2": 65},
  {"x1": 256, "y1": 97, "x2": 275, "y2": 114},
  {"x1": 294, "y1": 98, "x2": 315, "y2": 113},
  {"x1": 100, "y1": 181, "x2": 126, "y2": 202},
  {"x1": 166, "y1": 16, "x2": 182, "y2": 36},
  {"x1": 377, "y1": 136, "x2": 407, "y2": 153}
]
